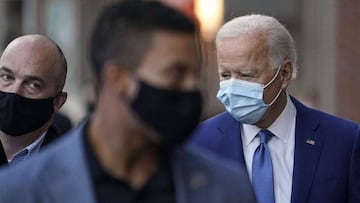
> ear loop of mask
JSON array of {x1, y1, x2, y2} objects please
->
[{"x1": 264, "y1": 64, "x2": 283, "y2": 106}]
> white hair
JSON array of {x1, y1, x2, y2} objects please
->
[{"x1": 216, "y1": 14, "x2": 298, "y2": 79}]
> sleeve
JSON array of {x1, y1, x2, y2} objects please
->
[{"x1": 349, "y1": 125, "x2": 360, "y2": 203}]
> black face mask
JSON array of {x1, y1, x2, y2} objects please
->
[
  {"x1": 131, "y1": 81, "x2": 202, "y2": 147},
  {"x1": 0, "y1": 91, "x2": 55, "y2": 136}
]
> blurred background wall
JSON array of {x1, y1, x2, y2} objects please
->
[{"x1": 0, "y1": 0, "x2": 359, "y2": 124}]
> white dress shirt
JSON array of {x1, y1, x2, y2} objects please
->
[{"x1": 241, "y1": 95, "x2": 296, "y2": 203}]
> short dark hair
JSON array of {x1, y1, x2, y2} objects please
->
[{"x1": 90, "y1": 1, "x2": 196, "y2": 82}]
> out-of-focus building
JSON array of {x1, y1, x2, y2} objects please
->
[{"x1": 0, "y1": 0, "x2": 359, "y2": 123}]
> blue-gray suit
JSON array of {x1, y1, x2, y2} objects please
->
[
  {"x1": 190, "y1": 97, "x2": 360, "y2": 203},
  {"x1": 0, "y1": 121, "x2": 256, "y2": 203}
]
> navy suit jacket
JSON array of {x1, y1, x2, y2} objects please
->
[
  {"x1": 190, "y1": 97, "x2": 360, "y2": 203},
  {"x1": 0, "y1": 120, "x2": 256, "y2": 203}
]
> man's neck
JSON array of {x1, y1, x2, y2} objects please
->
[
  {"x1": 256, "y1": 91, "x2": 288, "y2": 129},
  {"x1": 0, "y1": 129, "x2": 46, "y2": 160},
  {"x1": 88, "y1": 110, "x2": 161, "y2": 189}
]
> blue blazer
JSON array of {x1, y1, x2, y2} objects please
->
[
  {"x1": 190, "y1": 97, "x2": 360, "y2": 203},
  {"x1": 0, "y1": 121, "x2": 256, "y2": 203}
]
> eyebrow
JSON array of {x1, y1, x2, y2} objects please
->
[
  {"x1": 0, "y1": 66, "x2": 45, "y2": 84},
  {"x1": 0, "y1": 66, "x2": 14, "y2": 74},
  {"x1": 23, "y1": 76, "x2": 45, "y2": 85}
]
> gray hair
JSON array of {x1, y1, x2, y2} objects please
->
[{"x1": 216, "y1": 14, "x2": 298, "y2": 79}]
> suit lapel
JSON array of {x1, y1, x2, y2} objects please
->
[
  {"x1": 216, "y1": 113, "x2": 247, "y2": 168},
  {"x1": 290, "y1": 98, "x2": 324, "y2": 203},
  {"x1": 41, "y1": 125, "x2": 59, "y2": 148},
  {"x1": 41, "y1": 124, "x2": 97, "y2": 203}
]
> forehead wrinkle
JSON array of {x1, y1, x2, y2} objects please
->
[{"x1": 218, "y1": 33, "x2": 270, "y2": 74}]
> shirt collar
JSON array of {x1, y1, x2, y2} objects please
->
[
  {"x1": 26, "y1": 131, "x2": 47, "y2": 155},
  {"x1": 242, "y1": 94, "x2": 296, "y2": 146},
  {"x1": 9, "y1": 131, "x2": 47, "y2": 162}
]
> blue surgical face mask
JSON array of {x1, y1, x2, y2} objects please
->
[{"x1": 216, "y1": 67, "x2": 282, "y2": 124}]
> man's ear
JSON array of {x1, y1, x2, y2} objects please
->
[
  {"x1": 53, "y1": 91, "x2": 67, "y2": 112},
  {"x1": 280, "y1": 59, "x2": 293, "y2": 89},
  {"x1": 102, "y1": 62, "x2": 133, "y2": 96}
]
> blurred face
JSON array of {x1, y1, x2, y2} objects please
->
[
  {"x1": 128, "y1": 30, "x2": 202, "y2": 146},
  {"x1": 216, "y1": 34, "x2": 283, "y2": 104},
  {"x1": 0, "y1": 38, "x2": 60, "y2": 99},
  {"x1": 136, "y1": 31, "x2": 200, "y2": 92}
]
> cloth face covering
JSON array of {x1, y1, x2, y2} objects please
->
[
  {"x1": 0, "y1": 91, "x2": 55, "y2": 136},
  {"x1": 131, "y1": 81, "x2": 202, "y2": 147}
]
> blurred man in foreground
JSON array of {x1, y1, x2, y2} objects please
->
[{"x1": 0, "y1": 2, "x2": 255, "y2": 203}]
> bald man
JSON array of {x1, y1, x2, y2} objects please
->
[{"x1": 0, "y1": 34, "x2": 68, "y2": 164}]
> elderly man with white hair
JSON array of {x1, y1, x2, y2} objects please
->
[{"x1": 191, "y1": 14, "x2": 360, "y2": 203}]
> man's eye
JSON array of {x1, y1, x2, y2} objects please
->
[
  {"x1": 0, "y1": 74, "x2": 14, "y2": 81},
  {"x1": 241, "y1": 73, "x2": 252, "y2": 77},
  {"x1": 220, "y1": 72, "x2": 231, "y2": 78},
  {"x1": 237, "y1": 74, "x2": 255, "y2": 82},
  {"x1": 28, "y1": 82, "x2": 41, "y2": 90}
]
